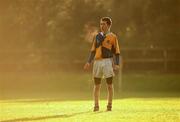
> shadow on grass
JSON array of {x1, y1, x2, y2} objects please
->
[{"x1": 0, "y1": 111, "x2": 92, "y2": 122}]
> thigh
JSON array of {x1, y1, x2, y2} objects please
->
[
  {"x1": 94, "y1": 77, "x2": 101, "y2": 85},
  {"x1": 106, "y1": 77, "x2": 113, "y2": 84}
]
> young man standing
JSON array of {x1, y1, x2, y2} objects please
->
[{"x1": 84, "y1": 17, "x2": 120, "y2": 112}]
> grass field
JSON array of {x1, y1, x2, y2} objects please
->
[
  {"x1": 0, "y1": 71, "x2": 180, "y2": 121},
  {"x1": 0, "y1": 98, "x2": 180, "y2": 122}
]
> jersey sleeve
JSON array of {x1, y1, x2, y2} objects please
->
[
  {"x1": 114, "y1": 36, "x2": 120, "y2": 54},
  {"x1": 90, "y1": 36, "x2": 96, "y2": 52},
  {"x1": 114, "y1": 35, "x2": 120, "y2": 65},
  {"x1": 87, "y1": 36, "x2": 96, "y2": 63}
]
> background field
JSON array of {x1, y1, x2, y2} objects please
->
[{"x1": 1, "y1": 71, "x2": 180, "y2": 100}]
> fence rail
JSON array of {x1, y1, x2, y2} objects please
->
[{"x1": 0, "y1": 48, "x2": 180, "y2": 72}]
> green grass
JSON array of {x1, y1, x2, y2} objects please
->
[
  {"x1": 0, "y1": 71, "x2": 180, "y2": 121},
  {"x1": 0, "y1": 98, "x2": 180, "y2": 122}
]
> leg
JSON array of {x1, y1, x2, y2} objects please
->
[
  {"x1": 106, "y1": 77, "x2": 114, "y2": 111},
  {"x1": 93, "y1": 78, "x2": 101, "y2": 111}
]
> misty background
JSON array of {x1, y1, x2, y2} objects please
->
[{"x1": 0, "y1": 0, "x2": 179, "y2": 99}]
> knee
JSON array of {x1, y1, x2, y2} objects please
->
[
  {"x1": 107, "y1": 85, "x2": 113, "y2": 90},
  {"x1": 95, "y1": 85, "x2": 101, "y2": 90}
]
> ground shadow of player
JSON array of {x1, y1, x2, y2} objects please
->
[{"x1": 0, "y1": 111, "x2": 92, "y2": 122}]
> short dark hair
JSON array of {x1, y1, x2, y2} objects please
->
[{"x1": 101, "y1": 17, "x2": 112, "y2": 26}]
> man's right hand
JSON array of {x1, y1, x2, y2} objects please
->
[{"x1": 84, "y1": 62, "x2": 90, "y2": 70}]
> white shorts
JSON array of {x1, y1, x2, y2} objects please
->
[{"x1": 93, "y1": 58, "x2": 114, "y2": 78}]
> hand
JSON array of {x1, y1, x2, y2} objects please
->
[
  {"x1": 113, "y1": 65, "x2": 120, "y2": 71},
  {"x1": 84, "y1": 62, "x2": 90, "y2": 70}
]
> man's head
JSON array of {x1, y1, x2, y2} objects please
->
[{"x1": 100, "y1": 17, "x2": 112, "y2": 33}]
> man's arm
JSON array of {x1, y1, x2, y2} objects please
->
[
  {"x1": 84, "y1": 51, "x2": 95, "y2": 70},
  {"x1": 87, "y1": 51, "x2": 95, "y2": 63},
  {"x1": 114, "y1": 54, "x2": 120, "y2": 65},
  {"x1": 84, "y1": 36, "x2": 96, "y2": 70},
  {"x1": 113, "y1": 35, "x2": 120, "y2": 70}
]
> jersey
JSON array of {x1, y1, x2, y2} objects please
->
[{"x1": 91, "y1": 32, "x2": 120, "y2": 60}]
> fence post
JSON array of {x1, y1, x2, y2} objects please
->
[
  {"x1": 115, "y1": 56, "x2": 123, "y2": 93},
  {"x1": 163, "y1": 49, "x2": 167, "y2": 72},
  {"x1": 119, "y1": 56, "x2": 123, "y2": 92}
]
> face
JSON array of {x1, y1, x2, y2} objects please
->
[{"x1": 100, "y1": 20, "x2": 110, "y2": 33}]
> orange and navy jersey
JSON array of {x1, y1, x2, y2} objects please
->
[{"x1": 90, "y1": 32, "x2": 120, "y2": 60}]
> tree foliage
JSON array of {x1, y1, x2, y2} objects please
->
[{"x1": 0, "y1": 0, "x2": 179, "y2": 64}]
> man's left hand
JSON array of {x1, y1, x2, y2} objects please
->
[{"x1": 113, "y1": 65, "x2": 120, "y2": 71}]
